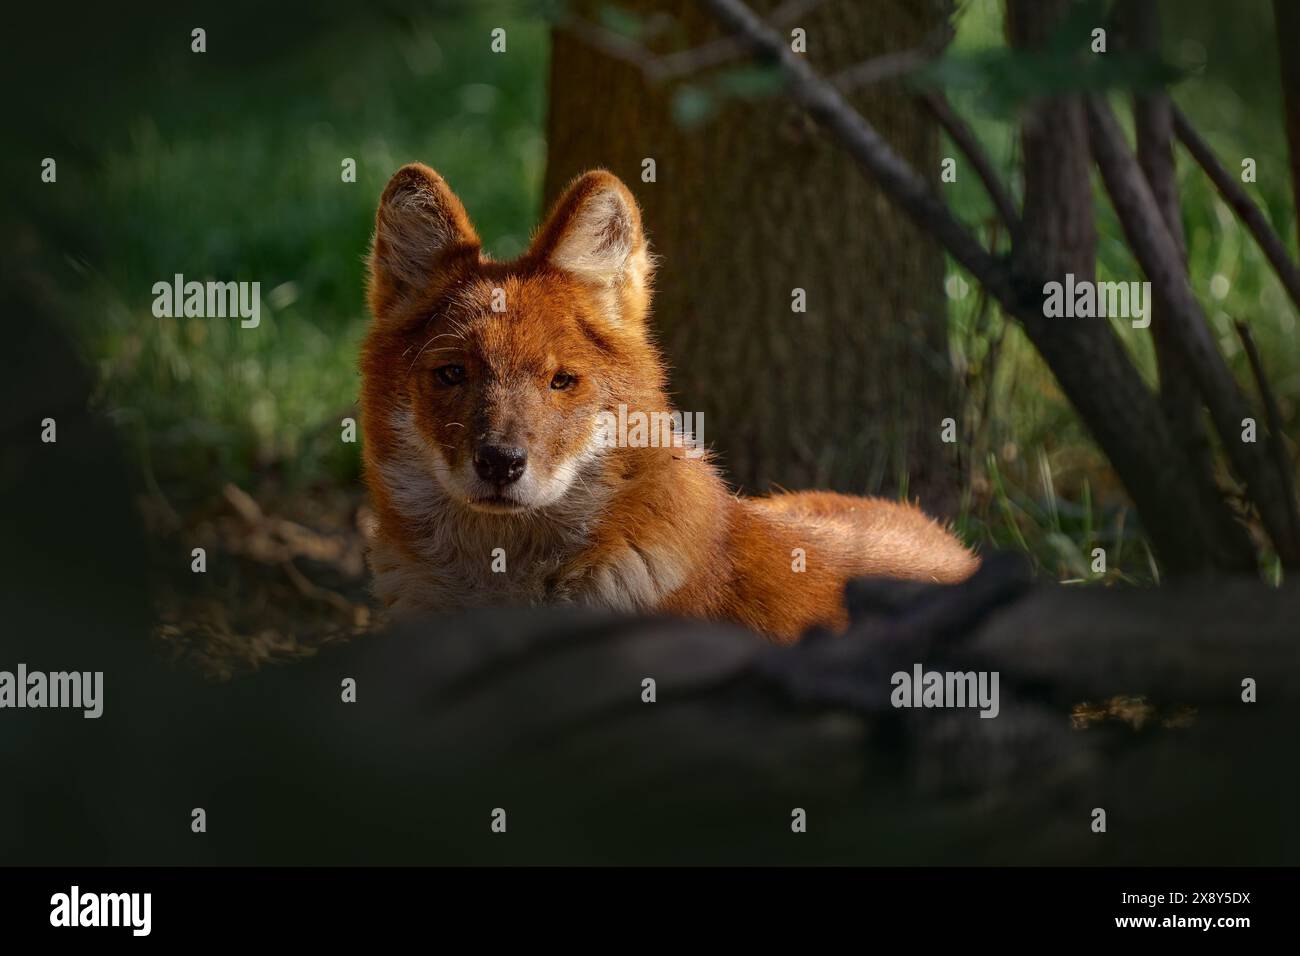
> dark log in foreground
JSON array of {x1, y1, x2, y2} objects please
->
[{"x1": 4, "y1": 551, "x2": 1297, "y2": 866}]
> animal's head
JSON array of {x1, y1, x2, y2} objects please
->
[{"x1": 363, "y1": 164, "x2": 664, "y2": 515}]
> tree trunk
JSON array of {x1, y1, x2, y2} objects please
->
[{"x1": 544, "y1": 0, "x2": 959, "y2": 514}]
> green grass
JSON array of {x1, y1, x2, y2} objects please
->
[{"x1": 53, "y1": 3, "x2": 548, "y2": 502}]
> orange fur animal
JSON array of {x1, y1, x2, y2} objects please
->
[{"x1": 360, "y1": 164, "x2": 978, "y2": 642}]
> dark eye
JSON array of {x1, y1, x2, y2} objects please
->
[
  {"x1": 550, "y1": 371, "x2": 576, "y2": 390},
  {"x1": 436, "y1": 364, "x2": 466, "y2": 386}
]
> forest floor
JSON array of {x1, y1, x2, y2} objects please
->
[{"x1": 142, "y1": 481, "x2": 380, "y2": 680}]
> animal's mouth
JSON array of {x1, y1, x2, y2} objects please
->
[{"x1": 466, "y1": 493, "x2": 530, "y2": 514}]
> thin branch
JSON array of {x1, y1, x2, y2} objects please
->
[
  {"x1": 1088, "y1": 96, "x2": 1300, "y2": 565},
  {"x1": 769, "y1": 0, "x2": 828, "y2": 26},
  {"x1": 559, "y1": 0, "x2": 825, "y2": 85},
  {"x1": 830, "y1": 22, "x2": 954, "y2": 92},
  {"x1": 651, "y1": 36, "x2": 747, "y2": 81},
  {"x1": 569, "y1": 3, "x2": 1022, "y2": 252},
  {"x1": 699, "y1": 0, "x2": 1014, "y2": 303},
  {"x1": 557, "y1": 19, "x2": 732, "y2": 83},
  {"x1": 919, "y1": 88, "x2": 1021, "y2": 238},
  {"x1": 831, "y1": 47, "x2": 933, "y2": 89},
  {"x1": 561, "y1": 0, "x2": 1027, "y2": 253},
  {"x1": 1173, "y1": 105, "x2": 1300, "y2": 314},
  {"x1": 825, "y1": 19, "x2": 1020, "y2": 239},
  {"x1": 562, "y1": 4, "x2": 1020, "y2": 294},
  {"x1": 1234, "y1": 318, "x2": 1300, "y2": 554}
]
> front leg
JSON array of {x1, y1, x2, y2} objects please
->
[{"x1": 547, "y1": 536, "x2": 688, "y2": 613}]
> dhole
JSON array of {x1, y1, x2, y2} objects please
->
[{"x1": 361, "y1": 164, "x2": 978, "y2": 642}]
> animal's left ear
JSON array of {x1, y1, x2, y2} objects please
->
[{"x1": 531, "y1": 170, "x2": 652, "y2": 311}]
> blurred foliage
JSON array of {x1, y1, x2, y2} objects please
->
[
  {"x1": 31, "y1": 0, "x2": 548, "y2": 508},
  {"x1": 916, "y1": 0, "x2": 1185, "y2": 115},
  {"x1": 673, "y1": 66, "x2": 787, "y2": 126}
]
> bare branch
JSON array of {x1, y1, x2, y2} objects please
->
[
  {"x1": 919, "y1": 88, "x2": 1020, "y2": 238},
  {"x1": 568, "y1": 2, "x2": 1022, "y2": 262},
  {"x1": 1172, "y1": 105, "x2": 1300, "y2": 314},
  {"x1": 652, "y1": 36, "x2": 749, "y2": 81},
  {"x1": 831, "y1": 47, "x2": 933, "y2": 90},
  {"x1": 699, "y1": 0, "x2": 1012, "y2": 299},
  {"x1": 830, "y1": 23, "x2": 953, "y2": 92},
  {"x1": 825, "y1": 19, "x2": 1020, "y2": 239},
  {"x1": 769, "y1": 0, "x2": 827, "y2": 26},
  {"x1": 1234, "y1": 318, "x2": 1300, "y2": 554},
  {"x1": 559, "y1": 0, "x2": 825, "y2": 86},
  {"x1": 1088, "y1": 96, "x2": 1300, "y2": 565},
  {"x1": 557, "y1": 18, "x2": 738, "y2": 83}
]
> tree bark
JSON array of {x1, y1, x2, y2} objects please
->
[{"x1": 544, "y1": 0, "x2": 959, "y2": 514}]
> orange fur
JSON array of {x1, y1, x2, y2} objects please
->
[{"x1": 360, "y1": 164, "x2": 978, "y2": 643}]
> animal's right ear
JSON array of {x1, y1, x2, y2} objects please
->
[{"x1": 368, "y1": 164, "x2": 480, "y2": 313}]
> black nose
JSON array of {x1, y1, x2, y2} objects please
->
[{"x1": 473, "y1": 444, "x2": 527, "y2": 485}]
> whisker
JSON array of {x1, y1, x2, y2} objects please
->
[{"x1": 407, "y1": 332, "x2": 467, "y2": 373}]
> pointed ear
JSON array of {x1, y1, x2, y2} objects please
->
[
  {"x1": 368, "y1": 164, "x2": 479, "y2": 310},
  {"x1": 532, "y1": 170, "x2": 652, "y2": 298}
]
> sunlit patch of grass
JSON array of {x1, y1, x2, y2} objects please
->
[{"x1": 57, "y1": 3, "x2": 548, "y2": 497}]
